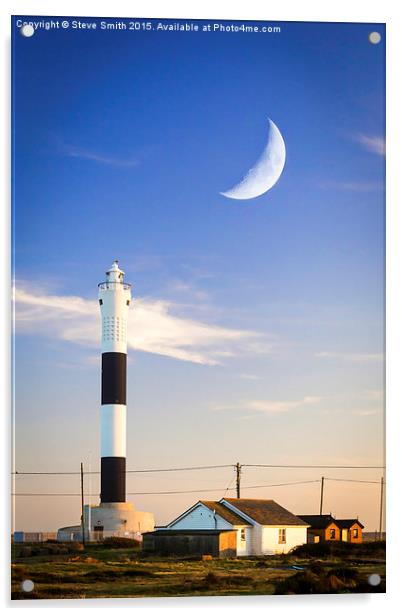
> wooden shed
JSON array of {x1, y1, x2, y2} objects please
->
[
  {"x1": 298, "y1": 514, "x2": 364, "y2": 543},
  {"x1": 297, "y1": 514, "x2": 341, "y2": 543},
  {"x1": 337, "y1": 519, "x2": 364, "y2": 543},
  {"x1": 142, "y1": 529, "x2": 237, "y2": 557}
]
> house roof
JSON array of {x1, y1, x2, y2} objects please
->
[
  {"x1": 223, "y1": 499, "x2": 309, "y2": 526},
  {"x1": 336, "y1": 519, "x2": 365, "y2": 529},
  {"x1": 297, "y1": 515, "x2": 336, "y2": 529},
  {"x1": 200, "y1": 501, "x2": 252, "y2": 526},
  {"x1": 144, "y1": 529, "x2": 235, "y2": 536}
]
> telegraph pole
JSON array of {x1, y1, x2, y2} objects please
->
[
  {"x1": 236, "y1": 463, "x2": 241, "y2": 498},
  {"x1": 80, "y1": 462, "x2": 86, "y2": 547},
  {"x1": 379, "y1": 476, "x2": 384, "y2": 540},
  {"x1": 319, "y1": 476, "x2": 324, "y2": 515}
]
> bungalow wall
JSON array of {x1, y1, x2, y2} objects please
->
[
  {"x1": 169, "y1": 504, "x2": 232, "y2": 530},
  {"x1": 261, "y1": 526, "x2": 307, "y2": 554},
  {"x1": 168, "y1": 504, "x2": 252, "y2": 555}
]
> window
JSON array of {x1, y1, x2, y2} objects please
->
[
  {"x1": 240, "y1": 529, "x2": 246, "y2": 542},
  {"x1": 329, "y1": 528, "x2": 336, "y2": 539},
  {"x1": 278, "y1": 528, "x2": 286, "y2": 544},
  {"x1": 353, "y1": 528, "x2": 358, "y2": 538}
]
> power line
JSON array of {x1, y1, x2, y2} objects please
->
[
  {"x1": 325, "y1": 477, "x2": 384, "y2": 484},
  {"x1": 10, "y1": 479, "x2": 322, "y2": 497},
  {"x1": 11, "y1": 462, "x2": 385, "y2": 475},
  {"x1": 12, "y1": 464, "x2": 234, "y2": 476},
  {"x1": 238, "y1": 480, "x2": 321, "y2": 490},
  {"x1": 244, "y1": 464, "x2": 385, "y2": 469}
]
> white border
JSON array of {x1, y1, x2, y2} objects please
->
[{"x1": 2, "y1": 0, "x2": 401, "y2": 613}]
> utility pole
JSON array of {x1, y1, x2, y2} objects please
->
[
  {"x1": 80, "y1": 462, "x2": 86, "y2": 548},
  {"x1": 379, "y1": 476, "x2": 384, "y2": 541},
  {"x1": 236, "y1": 463, "x2": 241, "y2": 498},
  {"x1": 319, "y1": 476, "x2": 324, "y2": 515}
]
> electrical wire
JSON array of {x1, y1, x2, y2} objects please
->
[
  {"x1": 12, "y1": 462, "x2": 385, "y2": 475},
  {"x1": 11, "y1": 479, "x2": 322, "y2": 497}
]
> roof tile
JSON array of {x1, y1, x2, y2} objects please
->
[{"x1": 223, "y1": 499, "x2": 309, "y2": 526}]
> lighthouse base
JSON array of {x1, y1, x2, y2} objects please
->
[
  {"x1": 84, "y1": 502, "x2": 155, "y2": 540},
  {"x1": 56, "y1": 502, "x2": 155, "y2": 543}
]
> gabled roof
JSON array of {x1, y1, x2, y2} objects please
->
[
  {"x1": 200, "y1": 501, "x2": 251, "y2": 526},
  {"x1": 145, "y1": 529, "x2": 235, "y2": 536},
  {"x1": 223, "y1": 499, "x2": 309, "y2": 526},
  {"x1": 166, "y1": 499, "x2": 250, "y2": 528},
  {"x1": 336, "y1": 519, "x2": 364, "y2": 529},
  {"x1": 297, "y1": 515, "x2": 336, "y2": 529}
]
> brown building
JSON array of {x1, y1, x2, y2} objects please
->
[
  {"x1": 298, "y1": 515, "x2": 340, "y2": 543},
  {"x1": 298, "y1": 515, "x2": 364, "y2": 543},
  {"x1": 336, "y1": 519, "x2": 364, "y2": 543},
  {"x1": 142, "y1": 529, "x2": 237, "y2": 557}
]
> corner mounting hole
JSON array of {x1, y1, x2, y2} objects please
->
[
  {"x1": 368, "y1": 573, "x2": 381, "y2": 586},
  {"x1": 21, "y1": 24, "x2": 35, "y2": 37},
  {"x1": 21, "y1": 579, "x2": 34, "y2": 592}
]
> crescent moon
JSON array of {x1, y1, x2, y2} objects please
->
[{"x1": 220, "y1": 118, "x2": 286, "y2": 200}]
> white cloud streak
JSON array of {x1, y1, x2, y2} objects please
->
[
  {"x1": 212, "y1": 396, "x2": 320, "y2": 416},
  {"x1": 355, "y1": 133, "x2": 386, "y2": 156},
  {"x1": 353, "y1": 409, "x2": 379, "y2": 417},
  {"x1": 317, "y1": 180, "x2": 383, "y2": 192},
  {"x1": 315, "y1": 351, "x2": 383, "y2": 363},
  {"x1": 239, "y1": 373, "x2": 262, "y2": 381},
  {"x1": 13, "y1": 285, "x2": 268, "y2": 366},
  {"x1": 66, "y1": 146, "x2": 139, "y2": 167}
]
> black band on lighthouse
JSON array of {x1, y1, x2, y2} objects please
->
[
  {"x1": 101, "y1": 352, "x2": 127, "y2": 405},
  {"x1": 101, "y1": 457, "x2": 126, "y2": 502}
]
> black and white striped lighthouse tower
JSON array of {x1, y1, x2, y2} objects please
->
[
  {"x1": 98, "y1": 261, "x2": 131, "y2": 503},
  {"x1": 57, "y1": 262, "x2": 154, "y2": 539}
]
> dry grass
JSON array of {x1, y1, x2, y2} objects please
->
[{"x1": 11, "y1": 541, "x2": 385, "y2": 600}]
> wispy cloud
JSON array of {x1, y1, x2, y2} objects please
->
[
  {"x1": 353, "y1": 409, "x2": 380, "y2": 417},
  {"x1": 13, "y1": 284, "x2": 269, "y2": 366},
  {"x1": 166, "y1": 279, "x2": 210, "y2": 302},
  {"x1": 315, "y1": 351, "x2": 383, "y2": 363},
  {"x1": 317, "y1": 180, "x2": 383, "y2": 192},
  {"x1": 355, "y1": 133, "x2": 386, "y2": 156},
  {"x1": 66, "y1": 146, "x2": 139, "y2": 167},
  {"x1": 211, "y1": 396, "x2": 320, "y2": 416},
  {"x1": 359, "y1": 389, "x2": 384, "y2": 402},
  {"x1": 239, "y1": 373, "x2": 262, "y2": 381}
]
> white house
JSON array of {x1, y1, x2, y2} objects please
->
[{"x1": 161, "y1": 498, "x2": 309, "y2": 556}]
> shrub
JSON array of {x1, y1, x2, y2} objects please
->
[
  {"x1": 204, "y1": 571, "x2": 220, "y2": 586},
  {"x1": 290, "y1": 540, "x2": 386, "y2": 560},
  {"x1": 290, "y1": 542, "x2": 333, "y2": 558},
  {"x1": 101, "y1": 536, "x2": 141, "y2": 549}
]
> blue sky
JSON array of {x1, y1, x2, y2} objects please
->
[{"x1": 12, "y1": 17, "x2": 385, "y2": 530}]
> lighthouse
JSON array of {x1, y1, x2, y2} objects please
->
[
  {"x1": 98, "y1": 260, "x2": 130, "y2": 503},
  {"x1": 57, "y1": 261, "x2": 155, "y2": 542}
]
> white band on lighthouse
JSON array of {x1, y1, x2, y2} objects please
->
[{"x1": 101, "y1": 404, "x2": 126, "y2": 457}]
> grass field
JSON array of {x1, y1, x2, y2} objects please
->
[{"x1": 11, "y1": 539, "x2": 386, "y2": 600}]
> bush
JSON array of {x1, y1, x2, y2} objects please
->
[
  {"x1": 101, "y1": 536, "x2": 141, "y2": 549},
  {"x1": 274, "y1": 569, "x2": 356, "y2": 595},
  {"x1": 204, "y1": 571, "x2": 220, "y2": 586},
  {"x1": 291, "y1": 540, "x2": 386, "y2": 561},
  {"x1": 290, "y1": 542, "x2": 333, "y2": 558}
]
